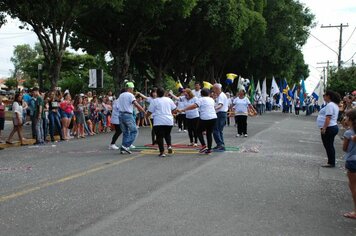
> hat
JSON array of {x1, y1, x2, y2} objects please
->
[{"x1": 126, "y1": 82, "x2": 135, "y2": 88}]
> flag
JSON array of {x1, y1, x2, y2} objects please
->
[
  {"x1": 289, "y1": 84, "x2": 296, "y2": 100},
  {"x1": 203, "y1": 81, "x2": 213, "y2": 89},
  {"x1": 282, "y1": 79, "x2": 291, "y2": 104},
  {"x1": 262, "y1": 78, "x2": 267, "y2": 105},
  {"x1": 237, "y1": 76, "x2": 244, "y2": 91},
  {"x1": 249, "y1": 78, "x2": 255, "y2": 104},
  {"x1": 312, "y1": 80, "x2": 324, "y2": 104},
  {"x1": 226, "y1": 73, "x2": 237, "y2": 85},
  {"x1": 255, "y1": 80, "x2": 262, "y2": 95},
  {"x1": 175, "y1": 80, "x2": 183, "y2": 90},
  {"x1": 270, "y1": 76, "x2": 280, "y2": 97},
  {"x1": 299, "y1": 79, "x2": 306, "y2": 104}
]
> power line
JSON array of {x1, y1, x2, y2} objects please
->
[
  {"x1": 321, "y1": 23, "x2": 349, "y2": 69},
  {"x1": 342, "y1": 26, "x2": 356, "y2": 48},
  {"x1": 344, "y1": 51, "x2": 356, "y2": 64},
  {"x1": 309, "y1": 33, "x2": 339, "y2": 56}
]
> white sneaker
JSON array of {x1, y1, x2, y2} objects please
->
[
  {"x1": 109, "y1": 144, "x2": 119, "y2": 150},
  {"x1": 236, "y1": 134, "x2": 240, "y2": 137},
  {"x1": 244, "y1": 134, "x2": 248, "y2": 137},
  {"x1": 193, "y1": 143, "x2": 198, "y2": 147},
  {"x1": 183, "y1": 130, "x2": 187, "y2": 133},
  {"x1": 178, "y1": 129, "x2": 182, "y2": 132},
  {"x1": 129, "y1": 144, "x2": 136, "y2": 149}
]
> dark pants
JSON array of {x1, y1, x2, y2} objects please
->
[
  {"x1": 154, "y1": 125, "x2": 173, "y2": 153},
  {"x1": 321, "y1": 125, "x2": 339, "y2": 166},
  {"x1": 48, "y1": 111, "x2": 63, "y2": 141},
  {"x1": 42, "y1": 117, "x2": 48, "y2": 141},
  {"x1": 186, "y1": 117, "x2": 199, "y2": 143},
  {"x1": 176, "y1": 114, "x2": 186, "y2": 130},
  {"x1": 235, "y1": 115, "x2": 247, "y2": 135},
  {"x1": 111, "y1": 124, "x2": 122, "y2": 145},
  {"x1": 295, "y1": 107, "x2": 300, "y2": 115},
  {"x1": 198, "y1": 119, "x2": 216, "y2": 150},
  {"x1": 213, "y1": 112, "x2": 227, "y2": 147}
]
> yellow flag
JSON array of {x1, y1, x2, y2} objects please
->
[
  {"x1": 203, "y1": 81, "x2": 213, "y2": 89},
  {"x1": 175, "y1": 80, "x2": 183, "y2": 89}
]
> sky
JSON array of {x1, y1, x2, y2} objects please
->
[{"x1": 0, "y1": 1, "x2": 356, "y2": 93}]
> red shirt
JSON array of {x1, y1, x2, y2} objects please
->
[{"x1": 0, "y1": 103, "x2": 5, "y2": 118}]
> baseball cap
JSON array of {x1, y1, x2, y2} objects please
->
[{"x1": 126, "y1": 82, "x2": 135, "y2": 88}]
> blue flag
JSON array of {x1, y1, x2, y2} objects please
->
[{"x1": 299, "y1": 79, "x2": 306, "y2": 104}]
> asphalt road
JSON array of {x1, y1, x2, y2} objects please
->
[{"x1": 0, "y1": 112, "x2": 355, "y2": 236}]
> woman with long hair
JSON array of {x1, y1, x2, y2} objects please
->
[
  {"x1": 48, "y1": 91, "x2": 63, "y2": 142},
  {"x1": 317, "y1": 90, "x2": 341, "y2": 167},
  {"x1": 59, "y1": 93, "x2": 74, "y2": 140},
  {"x1": 232, "y1": 89, "x2": 255, "y2": 137},
  {"x1": 6, "y1": 93, "x2": 25, "y2": 145}
]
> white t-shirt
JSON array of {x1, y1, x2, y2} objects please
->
[
  {"x1": 196, "y1": 97, "x2": 217, "y2": 120},
  {"x1": 146, "y1": 97, "x2": 154, "y2": 104},
  {"x1": 233, "y1": 97, "x2": 251, "y2": 116},
  {"x1": 12, "y1": 101, "x2": 23, "y2": 118},
  {"x1": 111, "y1": 99, "x2": 120, "y2": 125},
  {"x1": 192, "y1": 89, "x2": 201, "y2": 98},
  {"x1": 324, "y1": 102, "x2": 339, "y2": 127},
  {"x1": 185, "y1": 97, "x2": 199, "y2": 119},
  {"x1": 118, "y1": 92, "x2": 136, "y2": 113},
  {"x1": 316, "y1": 107, "x2": 326, "y2": 128},
  {"x1": 215, "y1": 92, "x2": 229, "y2": 112},
  {"x1": 148, "y1": 97, "x2": 177, "y2": 126},
  {"x1": 177, "y1": 96, "x2": 187, "y2": 112}
]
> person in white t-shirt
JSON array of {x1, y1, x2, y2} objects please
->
[
  {"x1": 192, "y1": 82, "x2": 201, "y2": 98},
  {"x1": 180, "y1": 88, "x2": 217, "y2": 154},
  {"x1": 118, "y1": 82, "x2": 145, "y2": 154},
  {"x1": 147, "y1": 87, "x2": 177, "y2": 157},
  {"x1": 6, "y1": 93, "x2": 25, "y2": 145},
  {"x1": 232, "y1": 89, "x2": 255, "y2": 137},
  {"x1": 212, "y1": 83, "x2": 229, "y2": 151},
  {"x1": 183, "y1": 88, "x2": 199, "y2": 146},
  {"x1": 317, "y1": 90, "x2": 340, "y2": 168}
]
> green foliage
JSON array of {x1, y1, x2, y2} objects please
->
[
  {"x1": 328, "y1": 66, "x2": 356, "y2": 95},
  {"x1": 4, "y1": 78, "x2": 18, "y2": 89}
]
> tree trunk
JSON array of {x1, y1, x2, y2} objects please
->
[
  {"x1": 49, "y1": 56, "x2": 62, "y2": 91},
  {"x1": 153, "y1": 65, "x2": 163, "y2": 87},
  {"x1": 112, "y1": 54, "x2": 121, "y2": 91}
]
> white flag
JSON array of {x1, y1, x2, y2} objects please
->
[
  {"x1": 270, "y1": 76, "x2": 280, "y2": 97},
  {"x1": 262, "y1": 78, "x2": 267, "y2": 105}
]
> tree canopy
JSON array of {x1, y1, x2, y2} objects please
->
[{"x1": 1, "y1": 0, "x2": 315, "y2": 93}]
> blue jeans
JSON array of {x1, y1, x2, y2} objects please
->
[
  {"x1": 120, "y1": 113, "x2": 137, "y2": 148},
  {"x1": 35, "y1": 118, "x2": 44, "y2": 143},
  {"x1": 213, "y1": 112, "x2": 227, "y2": 147},
  {"x1": 48, "y1": 111, "x2": 63, "y2": 140}
]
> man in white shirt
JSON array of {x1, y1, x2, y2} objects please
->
[
  {"x1": 212, "y1": 83, "x2": 229, "y2": 151},
  {"x1": 192, "y1": 82, "x2": 201, "y2": 98},
  {"x1": 118, "y1": 82, "x2": 145, "y2": 154}
]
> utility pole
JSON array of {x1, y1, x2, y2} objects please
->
[
  {"x1": 317, "y1": 60, "x2": 332, "y2": 92},
  {"x1": 321, "y1": 23, "x2": 349, "y2": 69}
]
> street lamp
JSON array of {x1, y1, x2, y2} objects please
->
[{"x1": 38, "y1": 64, "x2": 43, "y2": 91}]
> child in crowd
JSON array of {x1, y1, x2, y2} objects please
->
[
  {"x1": 74, "y1": 95, "x2": 85, "y2": 138},
  {"x1": 343, "y1": 109, "x2": 356, "y2": 219}
]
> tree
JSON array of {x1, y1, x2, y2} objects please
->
[
  {"x1": 0, "y1": 0, "x2": 91, "y2": 89},
  {"x1": 328, "y1": 66, "x2": 356, "y2": 95},
  {"x1": 4, "y1": 78, "x2": 18, "y2": 90},
  {"x1": 10, "y1": 44, "x2": 39, "y2": 79},
  {"x1": 71, "y1": 0, "x2": 197, "y2": 89}
]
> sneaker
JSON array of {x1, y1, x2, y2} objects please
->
[
  {"x1": 178, "y1": 128, "x2": 182, "y2": 132},
  {"x1": 129, "y1": 144, "x2": 136, "y2": 149},
  {"x1": 183, "y1": 130, "x2": 187, "y2": 133},
  {"x1": 199, "y1": 145, "x2": 207, "y2": 153},
  {"x1": 193, "y1": 143, "x2": 198, "y2": 147},
  {"x1": 236, "y1": 134, "x2": 240, "y2": 137},
  {"x1": 109, "y1": 144, "x2": 119, "y2": 150},
  {"x1": 188, "y1": 142, "x2": 194, "y2": 146},
  {"x1": 158, "y1": 153, "x2": 166, "y2": 157},
  {"x1": 244, "y1": 134, "x2": 248, "y2": 137},
  {"x1": 204, "y1": 149, "x2": 212, "y2": 154},
  {"x1": 215, "y1": 146, "x2": 225, "y2": 151},
  {"x1": 120, "y1": 146, "x2": 132, "y2": 154},
  {"x1": 168, "y1": 146, "x2": 173, "y2": 154},
  {"x1": 212, "y1": 146, "x2": 219, "y2": 150}
]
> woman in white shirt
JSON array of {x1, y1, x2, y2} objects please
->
[
  {"x1": 181, "y1": 88, "x2": 217, "y2": 154},
  {"x1": 183, "y1": 89, "x2": 199, "y2": 146},
  {"x1": 232, "y1": 90, "x2": 255, "y2": 137},
  {"x1": 6, "y1": 93, "x2": 25, "y2": 145},
  {"x1": 317, "y1": 90, "x2": 340, "y2": 167},
  {"x1": 147, "y1": 87, "x2": 177, "y2": 157}
]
